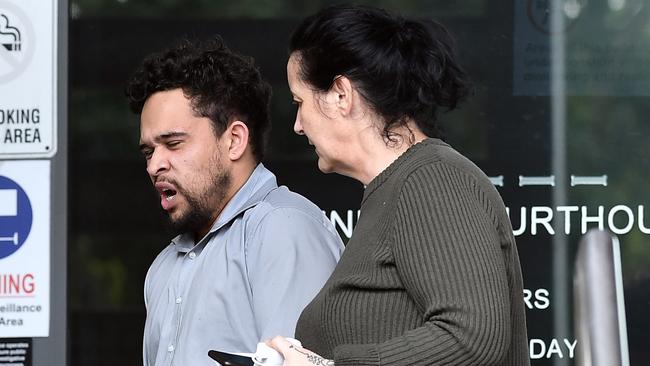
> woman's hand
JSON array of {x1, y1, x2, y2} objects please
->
[{"x1": 267, "y1": 336, "x2": 334, "y2": 366}]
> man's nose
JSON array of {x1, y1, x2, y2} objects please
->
[{"x1": 146, "y1": 149, "x2": 170, "y2": 177}]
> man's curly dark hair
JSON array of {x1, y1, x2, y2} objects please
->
[{"x1": 125, "y1": 37, "x2": 272, "y2": 161}]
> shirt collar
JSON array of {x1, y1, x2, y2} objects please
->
[{"x1": 171, "y1": 163, "x2": 277, "y2": 252}]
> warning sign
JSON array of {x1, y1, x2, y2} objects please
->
[
  {"x1": 0, "y1": 0, "x2": 57, "y2": 159},
  {"x1": 0, "y1": 160, "x2": 50, "y2": 337}
]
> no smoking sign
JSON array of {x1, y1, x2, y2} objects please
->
[
  {"x1": 0, "y1": 0, "x2": 57, "y2": 160},
  {"x1": 0, "y1": 1, "x2": 35, "y2": 83}
]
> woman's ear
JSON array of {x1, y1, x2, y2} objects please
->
[
  {"x1": 329, "y1": 75, "x2": 354, "y2": 117},
  {"x1": 225, "y1": 121, "x2": 249, "y2": 161}
]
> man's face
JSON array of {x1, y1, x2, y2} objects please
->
[{"x1": 139, "y1": 88, "x2": 232, "y2": 237}]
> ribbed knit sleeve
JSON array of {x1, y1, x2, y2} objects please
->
[{"x1": 332, "y1": 163, "x2": 512, "y2": 366}]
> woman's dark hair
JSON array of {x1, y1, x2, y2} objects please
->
[
  {"x1": 289, "y1": 5, "x2": 470, "y2": 142},
  {"x1": 125, "y1": 37, "x2": 272, "y2": 161}
]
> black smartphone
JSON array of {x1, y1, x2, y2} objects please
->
[{"x1": 208, "y1": 350, "x2": 254, "y2": 366}]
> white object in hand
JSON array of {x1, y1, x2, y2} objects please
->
[{"x1": 253, "y1": 338, "x2": 301, "y2": 366}]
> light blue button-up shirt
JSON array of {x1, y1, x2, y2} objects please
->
[{"x1": 143, "y1": 164, "x2": 344, "y2": 366}]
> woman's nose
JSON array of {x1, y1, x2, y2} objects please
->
[{"x1": 293, "y1": 117, "x2": 304, "y2": 135}]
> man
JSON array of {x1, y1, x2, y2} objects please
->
[{"x1": 125, "y1": 37, "x2": 344, "y2": 366}]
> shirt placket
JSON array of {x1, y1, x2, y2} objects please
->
[{"x1": 166, "y1": 249, "x2": 199, "y2": 366}]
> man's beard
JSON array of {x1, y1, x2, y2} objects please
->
[{"x1": 165, "y1": 165, "x2": 232, "y2": 238}]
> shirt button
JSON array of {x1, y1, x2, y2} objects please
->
[
  {"x1": 175, "y1": 297, "x2": 182, "y2": 304},
  {"x1": 167, "y1": 345, "x2": 175, "y2": 353},
  {"x1": 188, "y1": 252, "x2": 196, "y2": 259}
]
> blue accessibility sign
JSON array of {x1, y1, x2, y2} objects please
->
[{"x1": 0, "y1": 175, "x2": 32, "y2": 259}]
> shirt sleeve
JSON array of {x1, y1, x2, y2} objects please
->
[
  {"x1": 333, "y1": 164, "x2": 512, "y2": 366},
  {"x1": 246, "y1": 207, "x2": 343, "y2": 341},
  {"x1": 143, "y1": 255, "x2": 155, "y2": 366},
  {"x1": 143, "y1": 273, "x2": 150, "y2": 366}
]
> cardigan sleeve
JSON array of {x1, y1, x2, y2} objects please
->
[{"x1": 333, "y1": 163, "x2": 512, "y2": 366}]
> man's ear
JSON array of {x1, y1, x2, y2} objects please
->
[
  {"x1": 225, "y1": 121, "x2": 249, "y2": 161},
  {"x1": 328, "y1": 75, "x2": 354, "y2": 117}
]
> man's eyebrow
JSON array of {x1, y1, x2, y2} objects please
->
[
  {"x1": 155, "y1": 131, "x2": 188, "y2": 141},
  {"x1": 139, "y1": 131, "x2": 188, "y2": 152}
]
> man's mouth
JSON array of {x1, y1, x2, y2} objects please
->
[
  {"x1": 161, "y1": 188, "x2": 177, "y2": 201},
  {"x1": 155, "y1": 182, "x2": 180, "y2": 210}
]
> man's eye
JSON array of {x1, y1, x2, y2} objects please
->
[
  {"x1": 167, "y1": 141, "x2": 182, "y2": 148},
  {"x1": 142, "y1": 150, "x2": 153, "y2": 160}
]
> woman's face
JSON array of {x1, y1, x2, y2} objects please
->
[{"x1": 287, "y1": 54, "x2": 355, "y2": 174}]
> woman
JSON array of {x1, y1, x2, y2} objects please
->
[{"x1": 270, "y1": 5, "x2": 529, "y2": 366}]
